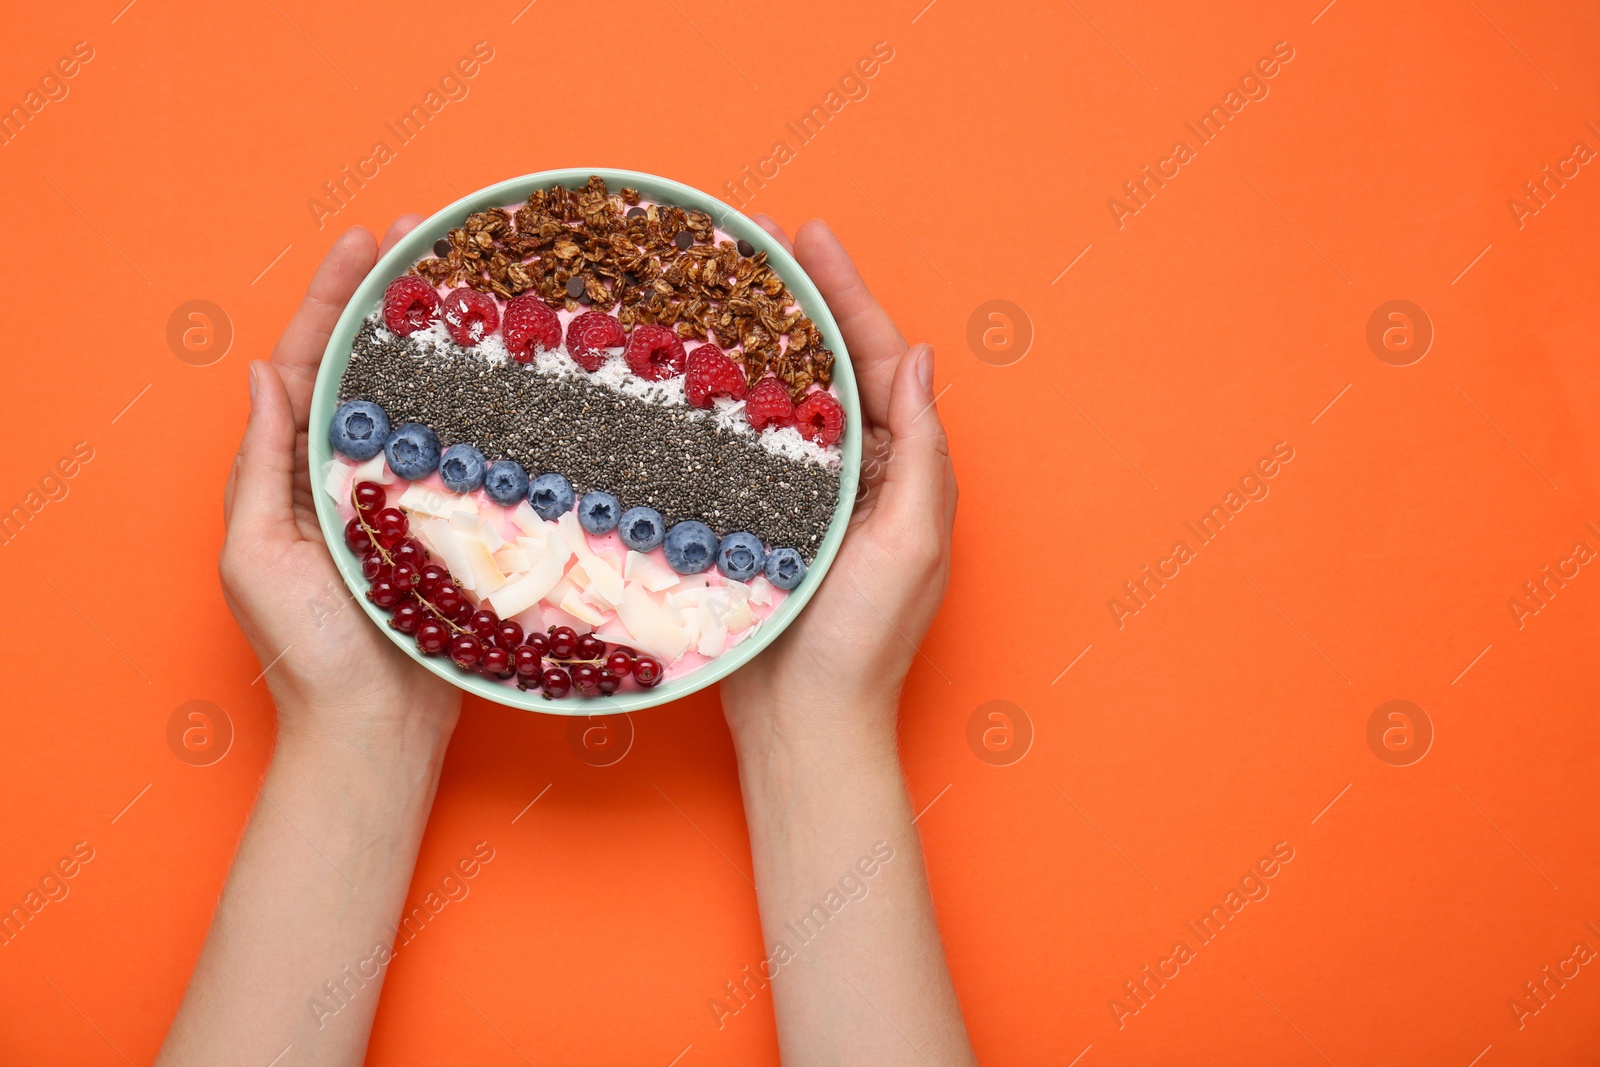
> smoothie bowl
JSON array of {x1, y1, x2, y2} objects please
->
[{"x1": 310, "y1": 170, "x2": 860, "y2": 715}]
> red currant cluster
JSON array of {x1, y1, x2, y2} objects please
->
[{"x1": 343, "y1": 481, "x2": 664, "y2": 699}]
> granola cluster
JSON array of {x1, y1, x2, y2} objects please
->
[{"x1": 412, "y1": 176, "x2": 834, "y2": 400}]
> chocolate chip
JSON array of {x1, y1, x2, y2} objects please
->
[
  {"x1": 433, "y1": 238, "x2": 451, "y2": 257},
  {"x1": 622, "y1": 272, "x2": 638, "y2": 287},
  {"x1": 674, "y1": 231, "x2": 693, "y2": 251},
  {"x1": 737, "y1": 239, "x2": 755, "y2": 258},
  {"x1": 579, "y1": 293, "x2": 593, "y2": 306},
  {"x1": 566, "y1": 276, "x2": 585, "y2": 298},
  {"x1": 627, "y1": 207, "x2": 646, "y2": 219}
]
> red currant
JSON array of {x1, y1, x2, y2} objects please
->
[
  {"x1": 344, "y1": 517, "x2": 371, "y2": 552},
  {"x1": 416, "y1": 620, "x2": 450, "y2": 655},
  {"x1": 392, "y1": 562, "x2": 419, "y2": 590},
  {"x1": 354, "y1": 481, "x2": 387, "y2": 512},
  {"x1": 434, "y1": 586, "x2": 465, "y2": 616},
  {"x1": 524, "y1": 632, "x2": 550, "y2": 658},
  {"x1": 605, "y1": 648, "x2": 636, "y2": 676},
  {"x1": 634, "y1": 656, "x2": 664, "y2": 687},
  {"x1": 393, "y1": 538, "x2": 427, "y2": 567},
  {"x1": 447, "y1": 599, "x2": 474, "y2": 625},
  {"x1": 548, "y1": 626, "x2": 578, "y2": 659},
  {"x1": 360, "y1": 555, "x2": 388, "y2": 582},
  {"x1": 390, "y1": 602, "x2": 425, "y2": 635},
  {"x1": 517, "y1": 670, "x2": 542, "y2": 692},
  {"x1": 571, "y1": 663, "x2": 601, "y2": 693},
  {"x1": 481, "y1": 646, "x2": 514, "y2": 678},
  {"x1": 541, "y1": 667, "x2": 573, "y2": 698},
  {"x1": 596, "y1": 669, "x2": 623, "y2": 695},
  {"x1": 576, "y1": 633, "x2": 607, "y2": 661},
  {"x1": 468, "y1": 609, "x2": 500, "y2": 642},
  {"x1": 449, "y1": 633, "x2": 483, "y2": 669},
  {"x1": 417, "y1": 563, "x2": 452, "y2": 600},
  {"x1": 375, "y1": 507, "x2": 409, "y2": 547},
  {"x1": 368, "y1": 580, "x2": 405, "y2": 609},
  {"x1": 495, "y1": 621, "x2": 524, "y2": 650},
  {"x1": 513, "y1": 645, "x2": 543, "y2": 677}
]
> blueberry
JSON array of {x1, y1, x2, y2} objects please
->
[
  {"x1": 483, "y1": 459, "x2": 529, "y2": 505},
  {"x1": 439, "y1": 444, "x2": 487, "y2": 494},
  {"x1": 578, "y1": 491, "x2": 622, "y2": 535},
  {"x1": 383, "y1": 423, "x2": 440, "y2": 479},
  {"x1": 528, "y1": 472, "x2": 575, "y2": 520},
  {"x1": 329, "y1": 400, "x2": 391, "y2": 461},
  {"x1": 716, "y1": 532, "x2": 766, "y2": 581},
  {"x1": 764, "y1": 547, "x2": 806, "y2": 590},
  {"x1": 618, "y1": 507, "x2": 666, "y2": 552},
  {"x1": 664, "y1": 520, "x2": 718, "y2": 574}
]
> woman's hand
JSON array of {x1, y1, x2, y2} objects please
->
[
  {"x1": 722, "y1": 217, "x2": 957, "y2": 743},
  {"x1": 717, "y1": 218, "x2": 974, "y2": 1065},
  {"x1": 219, "y1": 218, "x2": 461, "y2": 741},
  {"x1": 163, "y1": 219, "x2": 468, "y2": 1067}
]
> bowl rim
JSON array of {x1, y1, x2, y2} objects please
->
[{"x1": 308, "y1": 168, "x2": 861, "y2": 716}]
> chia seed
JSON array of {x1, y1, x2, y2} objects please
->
[{"x1": 339, "y1": 319, "x2": 842, "y2": 557}]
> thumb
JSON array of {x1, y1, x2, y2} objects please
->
[
  {"x1": 877, "y1": 344, "x2": 954, "y2": 536},
  {"x1": 227, "y1": 361, "x2": 301, "y2": 542}
]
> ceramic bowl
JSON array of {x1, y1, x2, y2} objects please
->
[{"x1": 309, "y1": 169, "x2": 860, "y2": 715}]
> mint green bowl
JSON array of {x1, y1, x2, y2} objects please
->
[{"x1": 310, "y1": 169, "x2": 860, "y2": 716}]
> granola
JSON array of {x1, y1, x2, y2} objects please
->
[{"x1": 412, "y1": 175, "x2": 833, "y2": 401}]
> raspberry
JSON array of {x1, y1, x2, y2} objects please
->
[
  {"x1": 625, "y1": 323, "x2": 688, "y2": 381},
  {"x1": 567, "y1": 311, "x2": 626, "y2": 371},
  {"x1": 744, "y1": 375, "x2": 796, "y2": 431},
  {"x1": 795, "y1": 390, "x2": 845, "y2": 446},
  {"x1": 440, "y1": 288, "x2": 499, "y2": 347},
  {"x1": 383, "y1": 276, "x2": 440, "y2": 336},
  {"x1": 684, "y1": 344, "x2": 748, "y2": 408},
  {"x1": 502, "y1": 294, "x2": 560, "y2": 362}
]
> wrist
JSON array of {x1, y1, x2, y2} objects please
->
[
  {"x1": 273, "y1": 697, "x2": 456, "y2": 774},
  {"x1": 726, "y1": 690, "x2": 901, "y2": 770}
]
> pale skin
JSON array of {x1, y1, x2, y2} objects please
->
[{"x1": 157, "y1": 211, "x2": 973, "y2": 1067}]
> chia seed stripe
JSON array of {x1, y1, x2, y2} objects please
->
[{"x1": 338, "y1": 319, "x2": 841, "y2": 557}]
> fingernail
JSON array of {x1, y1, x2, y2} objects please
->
[
  {"x1": 917, "y1": 346, "x2": 935, "y2": 395},
  {"x1": 248, "y1": 362, "x2": 260, "y2": 404}
]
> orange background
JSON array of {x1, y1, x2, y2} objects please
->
[{"x1": 3, "y1": 0, "x2": 1600, "y2": 1063}]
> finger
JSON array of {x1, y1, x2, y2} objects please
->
[
  {"x1": 792, "y1": 219, "x2": 907, "y2": 428},
  {"x1": 270, "y1": 226, "x2": 379, "y2": 431},
  {"x1": 228, "y1": 361, "x2": 301, "y2": 545},
  {"x1": 379, "y1": 214, "x2": 426, "y2": 258},
  {"x1": 876, "y1": 344, "x2": 952, "y2": 537},
  {"x1": 749, "y1": 213, "x2": 795, "y2": 257}
]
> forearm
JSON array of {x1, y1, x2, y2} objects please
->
[
  {"x1": 158, "y1": 709, "x2": 453, "y2": 1067},
  {"x1": 731, "y1": 698, "x2": 975, "y2": 1066}
]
